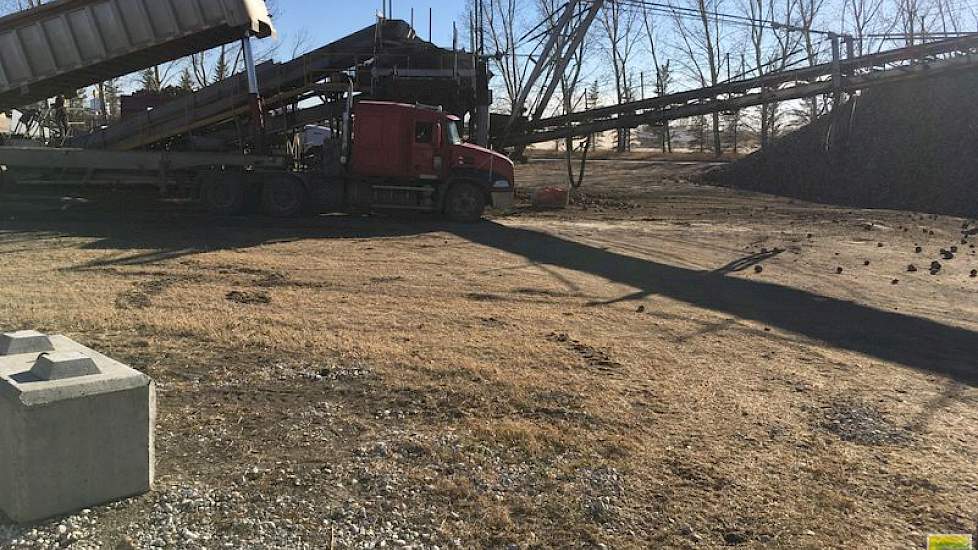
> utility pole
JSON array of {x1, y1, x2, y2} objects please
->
[{"x1": 830, "y1": 32, "x2": 842, "y2": 109}]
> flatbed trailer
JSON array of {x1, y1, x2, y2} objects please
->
[
  {"x1": 0, "y1": 99, "x2": 517, "y2": 223},
  {"x1": 0, "y1": 146, "x2": 285, "y2": 189}
]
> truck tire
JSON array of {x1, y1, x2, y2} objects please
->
[
  {"x1": 444, "y1": 182, "x2": 486, "y2": 223},
  {"x1": 203, "y1": 173, "x2": 247, "y2": 215},
  {"x1": 261, "y1": 175, "x2": 307, "y2": 218}
]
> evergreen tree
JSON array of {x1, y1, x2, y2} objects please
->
[
  {"x1": 586, "y1": 81, "x2": 600, "y2": 151},
  {"x1": 139, "y1": 68, "x2": 161, "y2": 92},
  {"x1": 213, "y1": 46, "x2": 229, "y2": 82},
  {"x1": 178, "y1": 67, "x2": 194, "y2": 92},
  {"x1": 102, "y1": 79, "x2": 120, "y2": 120}
]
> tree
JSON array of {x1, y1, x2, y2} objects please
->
[
  {"x1": 671, "y1": 0, "x2": 726, "y2": 156},
  {"x1": 213, "y1": 46, "x2": 230, "y2": 83},
  {"x1": 102, "y1": 79, "x2": 120, "y2": 120},
  {"x1": 483, "y1": 0, "x2": 537, "y2": 114},
  {"x1": 844, "y1": 0, "x2": 885, "y2": 54},
  {"x1": 586, "y1": 81, "x2": 601, "y2": 152},
  {"x1": 599, "y1": 1, "x2": 641, "y2": 152},
  {"x1": 798, "y1": 0, "x2": 828, "y2": 122},
  {"x1": 539, "y1": 0, "x2": 593, "y2": 188},
  {"x1": 642, "y1": 7, "x2": 674, "y2": 152},
  {"x1": 139, "y1": 68, "x2": 161, "y2": 93},
  {"x1": 742, "y1": 0, "x2": 802, "y2": 147},
  {"x1": 178, "y1": 68, "x2": 194, "y2": 92}
]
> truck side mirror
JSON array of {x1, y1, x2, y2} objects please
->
[{"x1": 433, "y1": 122, "x2": 443, "y2": 148}]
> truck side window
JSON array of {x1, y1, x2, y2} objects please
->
[{"x1": 415, "y1": 122, "x2": 433, "y2": 144}]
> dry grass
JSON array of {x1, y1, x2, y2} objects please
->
[{"x1": 0, "y1": 164, "x2": 976, "y2": 548}]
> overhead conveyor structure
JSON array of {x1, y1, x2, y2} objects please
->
[
  {"x1": 69, "y1": 20, "x2": 416, "y2": 151},
  {"x1": 0, "y1": 0, "x2": 275, "y2": 113},
  {"x1": 491, "y1": 33, "x2": 978, "y2": 148},
  {"x1": 67, "y1": 19, "x2": 489, "y2": 152}
]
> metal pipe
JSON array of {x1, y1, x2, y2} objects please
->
[
  {"x1": 340, "y1": 81, "x2": 354, "y2": 165},
  {"x1": 241, "y1": 35, "x2": 264, "y2": 152},
  {"x1": 830, "y1": 33, "x2": 842, "y2": 108},
  {"x1": 241, "y1": 36, "x2": 259, "y2": 96}
]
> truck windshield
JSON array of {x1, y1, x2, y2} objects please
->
[{"x1": 446, "y1": 121, "x2": 462, "y2": 145}]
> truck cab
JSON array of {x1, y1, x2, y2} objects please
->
[
  {"x1": 348, "y1": 101, "x2": 514, "y2": 221},
  {"x1": 190, "y1": 101, "x2": 516, "y2": 221}
]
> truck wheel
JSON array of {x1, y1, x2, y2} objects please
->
[
  {"x1": 261, "y1": 175, "x2": 307, "y2": 218},
  {"x1": 444, "y1": 182, "x2": 486, "y2": 223},
  {"x1": 203, "y1": 173, "x2": 247, "y2": 215}
]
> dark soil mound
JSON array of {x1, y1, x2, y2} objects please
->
[{"x1": 706, "y1": 71, "x2": 978, "y2": 217}]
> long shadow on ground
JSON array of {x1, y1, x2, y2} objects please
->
[
  {"x1": 0, "y1": 196, "x2": 974, "y2": 385},
  {"x1": 451, "y1": 222, "x2": 978, "y2": 386}
]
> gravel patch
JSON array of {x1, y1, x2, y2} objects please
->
[
  {"x1": 1, "y1": 477, "x2": 458, "y2": 549},
  {"x1": 814, "y1": 399, "x2": 912, "y2": 445},
  {"x1": 578, "y1": 466, "x2": 625, "y2": 525}
]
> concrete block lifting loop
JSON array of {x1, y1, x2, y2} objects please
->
[{"x1": 29, "y1": 351, "x2": 102, "y2": 381}]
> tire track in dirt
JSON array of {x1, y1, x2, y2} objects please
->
[{"x1": 547, "y1": 332, "x2": 622, "y2": 373}]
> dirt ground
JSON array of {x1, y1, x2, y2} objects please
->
[{"x1": 1, "y1": 159, "x2": 977, "y2": 549}]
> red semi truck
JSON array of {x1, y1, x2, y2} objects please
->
[
  {"x1": 0, "y1": 101, "x2": 515, "y2": 222},
  {"x1": 202, "y1": 101, "x2": 515, "y2": 222}
]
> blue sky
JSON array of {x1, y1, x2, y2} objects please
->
[{"x1": 274, "y1": 1, "x2": 467, "y2": 54}]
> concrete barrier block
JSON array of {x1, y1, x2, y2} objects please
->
[
  {"x1": 0, "y1": 333, "x2": 155, "y2": 523},
  {"x1": 0, "y1": 330, "x2": 54, "y2": 355}
]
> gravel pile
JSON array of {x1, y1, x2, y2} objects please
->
[{"x1": 706, "y1": 71, "x2": 978, "y2": 217}]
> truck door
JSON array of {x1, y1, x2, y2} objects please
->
[{"x1": 412, "y1": 119, "x2": 439, "y2": 180}]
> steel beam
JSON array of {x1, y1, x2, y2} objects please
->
[{"x1": 501, "y1": 49, "x2": 978, "y2": 147}]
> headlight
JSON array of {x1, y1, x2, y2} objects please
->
[{"x1": 493, "y1": 180, "x2": 510, "y2": 189}]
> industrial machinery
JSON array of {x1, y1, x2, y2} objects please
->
[
  {"x1": 0, "y1": 1, "x2": 510, "y2": 221},
  {"x1": 0, "y1": 0, "x2": 274, "y2": 111},
  {"x1": 0, "y1": 100, "x2": 513, "y2": 221}
]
